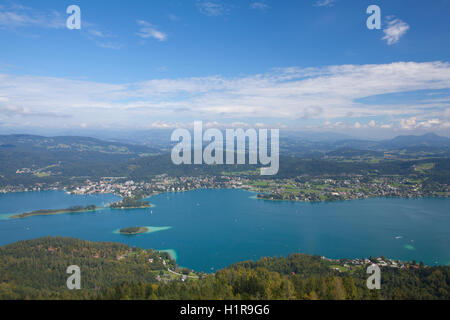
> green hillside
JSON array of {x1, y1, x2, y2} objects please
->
[{"x1": 0, "y1": 237, "x2": 448, "y2": 300}]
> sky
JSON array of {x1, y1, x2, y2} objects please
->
[{"x1": 0, "y1": 0, "x2": 449, "y2": 139}]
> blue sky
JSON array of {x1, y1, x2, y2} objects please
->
[{"x1": 0, "y1": 0, "x2": 449, "y2": 138}]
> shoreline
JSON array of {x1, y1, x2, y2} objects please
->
[
  {"x1": 110, "y1": 205, "x2": 152, "y2": 210},
  {"x1": 9, "y1": 207, "x2": 100, "y2": 219},
  {"x1": 1, "y1": 186, "x2": 449, "y2": 205},
  {"x1": 252, "y1": 193, "x2": 450, "y2": 203}
]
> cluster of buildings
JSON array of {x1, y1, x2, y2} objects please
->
[
  {"x1": 0, "y1": 183, "x2": 61, "y2": 193},
  {"x1": 322, "y1": 256, "x2": 419, "y2": 272},
  {"x1": 67, "y1": 175, "x2": 250, "y2": 198},
  {"x1": 15, "y1": 164, "x2": 61, "y2": 177},
  {"x1": 1, "y1": 174, "x2": 448, "y2": 203},
  {"x1": 252, "y1": 176, "x2": 449, "y2": 202}
]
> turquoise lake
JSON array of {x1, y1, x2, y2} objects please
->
[{"x1": 0, "y1": 189, "x2": 449, "y2": 272}]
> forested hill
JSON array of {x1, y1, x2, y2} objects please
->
[
  {"x1": 0, "y1": 237, "x2": 448, "y2": 300},
  {"x1": 0, "y1": 134, "x2": 160, "y2": 181},
  {"x1": 1, "y1": 133, "x2": 450, "y2": 187},
  {"x1": 0, "y1": 237, "x2": 176, "y2": 299},
  {"x1": 0, "y1": 134, "x2": 160, "y2": 155}
]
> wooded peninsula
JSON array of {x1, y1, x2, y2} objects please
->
[{"x1": 10, "y1": 205, "x2": 98, "y2": 219}]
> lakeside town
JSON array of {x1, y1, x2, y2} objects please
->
[
  {"x1": 0, "y1": 174, "x2": 448, "y2": 203},
  {"x1": 322, "y1": 256, "x2": 426, "y2": 273}
]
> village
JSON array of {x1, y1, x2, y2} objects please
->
[
  {"x1": 322, "y1": 256, "x2": 424, "y2": 273},
  {"x1": 1, "y1": 174, "x2": 448, "y2": 203}
]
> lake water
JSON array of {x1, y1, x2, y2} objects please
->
[{"x1": 0, "y1": 189, "x2": 449, "y2": 272}]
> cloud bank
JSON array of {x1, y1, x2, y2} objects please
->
[{"x1": 0, "y1": 61, "x2": 449, "y2": 133}]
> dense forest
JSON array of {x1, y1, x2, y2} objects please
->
[
  {"x1": 0, "y1": 237, "x2": 175, "y2": 299},
  {"x1": 0, "y1": 237, "x2": 448, "y2": 300}
]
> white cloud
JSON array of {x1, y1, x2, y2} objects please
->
[
  {"x1": 1, "y1": 104, "x2": 70, "y2": 118},
  {"x1": 0, "y1": 61, "x2": 449, "y2": 132},
  {"x1": 324, "y1": 119, "x2": 397, "y2": 131},
  {"x1": 197, "y1": 1, "x2": 228, "y2": 16},
  {"x1": 250, "y1": 2, "x2": 269, "y2": 11},
  {"x1": 399, "y1": 117, "x2": 448, "y2": 130},
  {"x1": 136, "y1": 20, "x2": 168, "y2": 41},
  {"x1": 382, "y1": 17, "x2": 410, "y2": 45},
  {"x1": 314, "y1": 0, "x2": 335, "y2": 7},
  {"x1": 98, "y1": 42, "x2": 123, "y2": 50},
  {"x1": 0, "y1": 4, "x2": 122, "y2": 49},
  {"x1": 88, "y1": 30, "x2": 107, "y2": 38},
  {"x1": 400, "y1": 117, "x2": 417, "y2": 129},
  {"x1": 168, "y1": 14, "x2": 179, "y2": 22},
  {"x1": 0, "y1": 5, "x2": 65, "y2": 29}
]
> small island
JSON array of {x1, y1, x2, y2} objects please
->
[
  {"x1": 10, "y1": 205, "x2": 98, "y2": 219},
  {"x1": 119, "y1": 226, "x2": 149, "y2": 235},
  {"x1": 109, "y1": 197, "x2": 152, "y2": 209}
]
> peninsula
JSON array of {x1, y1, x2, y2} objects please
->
[{"x1": 10, "y1": 205, "x2": 98, "y2": 219}]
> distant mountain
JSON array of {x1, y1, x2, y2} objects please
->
[
  {"x1": 0, "y1": 134, "x2": 161, "y2": 155},
  {"x1": 328, "y1": 139, "x2": 380, "y2": 150},
  {"x1": 325, "y1": 148, "x2": 384, "y2": 158},
  {"x1": 321, "y1": 133, "x2": 450, "y2": 151},
  {"x1": 1, "y1": 133, "x2": 449, "y2": 175},
  {"x1": 379, "y1": 133, "x2": 450, "y2": 149},
  {"x1": 0, "y1": 135, "x2": 163, "y2": 179},
  {"x1": 280, "y1": 133, "x2": 450, "y2": 157}
]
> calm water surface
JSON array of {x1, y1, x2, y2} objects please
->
[{"x1": 0, "y1": 189, "x2": 448, "y2": 272}]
